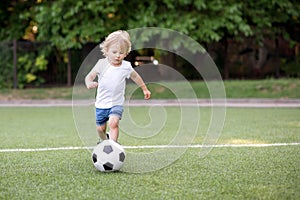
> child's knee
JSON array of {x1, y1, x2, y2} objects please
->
[{"x1": 96, "y1": 125, "x2": 106, "y2": 133}]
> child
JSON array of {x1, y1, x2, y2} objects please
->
[{"x1": 85, "y1": 30, "x2": 151, "y2": 143}]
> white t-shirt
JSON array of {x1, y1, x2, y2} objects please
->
[{"x1": 94, "y1": 58, "x2": 134, "y2": 108}]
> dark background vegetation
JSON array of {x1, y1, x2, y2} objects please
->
[{"x1": 0, "y1": 0, "x2": 299, "y2": 88}]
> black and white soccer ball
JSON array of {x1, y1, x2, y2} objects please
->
[{"x1": 92, "y1": 139, "x2": 126, "y2": 172}]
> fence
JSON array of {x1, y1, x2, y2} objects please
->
[
  {"x1": 1, "y1": 37, "x2": 299, "y2": 89},
  {"x1": 0, "y1": 40, "x2": 88, "y2": 89}
]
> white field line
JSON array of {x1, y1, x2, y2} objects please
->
[
  {"x1": 0, "y1": 142, "x2": 300, "y2": 153},
  {"x1": 1, "y1": 99, "x2": 300, "y2": 108}
]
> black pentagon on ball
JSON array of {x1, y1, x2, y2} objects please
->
[
  {"x1": 119, "y1": 152, "x2": 125, "y2": 162},
  {"x1": 103, "y1": 162, "x2": 113, "y2": 171},
  {"x1": 103, "y1": 145, "x2": 113, "y2": 154},
  {"x1": 92, "y1": 153, "x2": 97, "y2": 163}
]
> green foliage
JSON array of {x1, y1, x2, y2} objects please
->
[
  {"x1": 0, "y1": 0, "x2": 300, "y2": 85},
  {"x1": 34, "y1": 0, "x2": 124, "y2": 50},
  {"x1": 241, "y1": 0, "x2": 300, "y2": 45},
  {"x1": 17, "y1": 53, "x2": 48, "y2": 88},
  {"x1": 123, "y1": 0, "x2": 252, "y2": 43},
  {"x1": 0, "y1": 42, "x2": 14, "y2": 89},
  {"x1": 3, "y1": 0, "x2": 299, "y2": 47},
  {"x1": 0, "y1": 1, "x2": 33, "y2": 40},
  {"x1": 280, "y1": 57, "x2": 300, "y2": 77}
]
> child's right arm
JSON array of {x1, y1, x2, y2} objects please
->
[{"x1": 85, "y1": 69, "x2": 98, "y2": 89}]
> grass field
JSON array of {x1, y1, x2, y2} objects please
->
[
  {"x1": 0, "y1": 78, "x2": 300, "y2": 100},
  {"x1": 0, "y1": 106, "x2": 299, "y2": 199}
]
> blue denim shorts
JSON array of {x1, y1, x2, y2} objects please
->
[{"x1": 95, "y1": 105, "x2": 124, "y2": 126}]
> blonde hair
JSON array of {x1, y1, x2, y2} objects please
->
[{"x1": 100, "y1": 30, "x2": 131, "y2": 56}]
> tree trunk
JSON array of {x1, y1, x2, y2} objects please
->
[
  {"x1": 67, "y1": 49, "x2": 72, "y2": 86},
  {"x1": 13, "y1": 39, "x2": 18, "y2": 89},
  {"x1": 222, "y1": 38, "x2": 229, "y2": 80}
]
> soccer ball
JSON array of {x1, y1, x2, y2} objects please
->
[{"x1": 92, "y1": 139, "x2": 126, "y2": 172}]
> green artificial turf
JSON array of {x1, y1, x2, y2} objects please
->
[{"x1": 0, "y1": 106, "x2": 299, "y2": 199}]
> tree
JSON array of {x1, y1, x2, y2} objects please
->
[
  {"x1": 238, "y1": 0, "x2": 300, "y2": 78},
  {"x1": 34, "y1": 0, "x2": 126, "y2": 50},
  {"x1": 0, "y1": 0, "x2": 36, "y2": 40},
  {"x1": 34, "y1": 0, "x2": 127, "y2": 86},
  {"x1": 1, "y1": 0, "x2": 300, "y2": 86}
]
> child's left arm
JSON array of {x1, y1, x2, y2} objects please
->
[{"x1": 130, "y1": 71, "x2": 151, "y2": 99}]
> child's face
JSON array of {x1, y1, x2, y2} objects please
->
[{"x1": 107, "y1": 44, "x2": 127, "y2": 66}]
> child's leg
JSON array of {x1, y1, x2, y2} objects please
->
[
  {"x1": 96, "y1": 124, "x2": 107, "y2": 140},
  {"x1": 108, "y1": 106, "x2": 123, "y2": 142},
  {"x1": 95, "y1": 108, "x2": 110, "y2": 141},
  {"x1": 108, "y1": 116, "x2": 120, "y2": 142}
]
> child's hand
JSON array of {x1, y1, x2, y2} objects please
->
[
  {"x1": 143, "y1": 89, "x2": 151, "y2": 100},
  {"x1": 86, "y1": 81, "x2": 98, "y2": 89}
]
